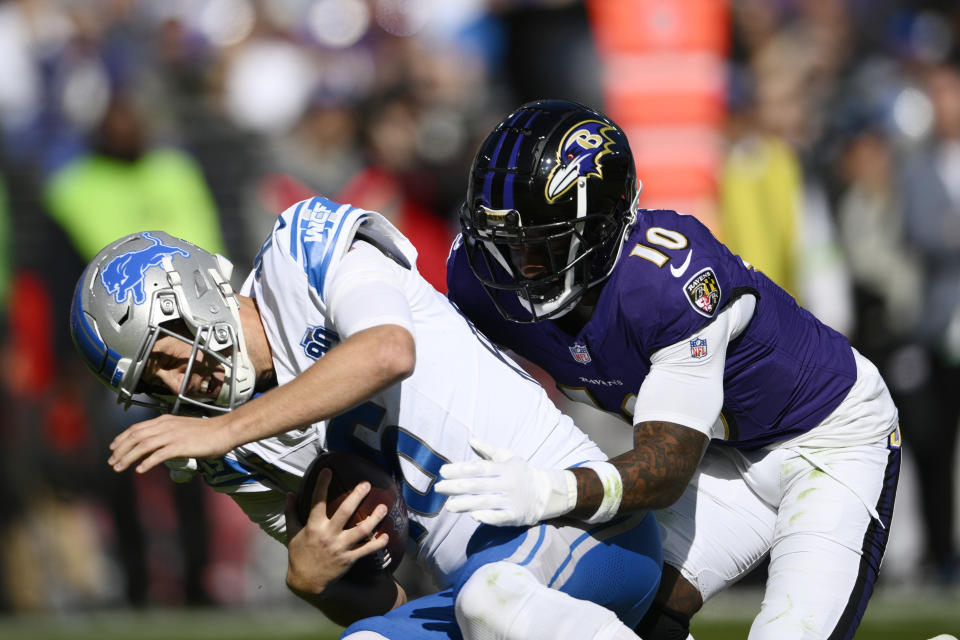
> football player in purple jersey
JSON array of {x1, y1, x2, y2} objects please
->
[{"x1": 438, "y1": 99, "x2": 902, "y2": 640}]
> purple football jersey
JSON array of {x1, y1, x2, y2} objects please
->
[{"x1": 448, "y1": 209, "x2": 857, "y2": 450}]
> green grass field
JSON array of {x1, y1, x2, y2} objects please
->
[
  {"x1": 0, "y1": 587, "x2": 956, "y2": 639},
  {"x1": 686, "y1": 587, "x2": 960, "y2": 640}
]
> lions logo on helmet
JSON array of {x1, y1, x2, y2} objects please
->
[
  {"x1": 545, "y1": 120, "x2": 617, "y2": 203},
  {"x1": 100, "y1": 231, "x2": 190, "y2": 305}
]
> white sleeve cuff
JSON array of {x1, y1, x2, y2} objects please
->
[
  {"x1": 632, "y1": 302, "x2": 743, "y2": 435},
  {"x1": 326, "y1": 242, "x2": 415, "y2": 338}
]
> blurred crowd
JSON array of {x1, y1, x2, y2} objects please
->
[{"x1": 0, "y1": 0, "x2": 958, "y2": 616}]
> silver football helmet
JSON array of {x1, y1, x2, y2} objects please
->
[{"x1": 70, "y1": 231, "x2": 255, "y2": 414}]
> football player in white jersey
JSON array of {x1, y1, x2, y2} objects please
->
[{"x1": 69, "y1": 196, "x2": 662, "y2": 640}]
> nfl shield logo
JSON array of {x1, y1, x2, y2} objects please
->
[
  {"x1": 689, "y1": 337, "x2": 708, "y2": 359},
  {"x1": 569, "y1": 344, "x2": 592, "y2": 364}
]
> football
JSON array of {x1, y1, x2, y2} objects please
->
[{"x1": 296, "y1": 449, "x2": 408, "y2": 578}]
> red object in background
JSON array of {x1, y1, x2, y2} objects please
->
[
  {"x1": 5, "y1": 269, "x2": 91, "y2": 453},
  {"x1": 7, "y1": 270, "x2": 54, "y2": 398},
  {"x1": 44, "y1": 389, "x2": 90, "y2": 454},
  {"x1": 257, "y1": 172, "x2": 316, "y2": 215},
  {"x1": 256, "y1": 169, "x2": 454, "y2": 293},
  {"x1": 338, "y1": 167, "x2": 455, "y2": 293}
]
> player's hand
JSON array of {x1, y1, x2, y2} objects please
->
[
  {"x1": 107, "y1": 413, "x2": 237, "y2": 474},
  {"x1": 284, "y1": 470, "x2": 390, "y2": 596},
  {"x1": 435, "y1": 438, "x2": 577, "y2": 526}
]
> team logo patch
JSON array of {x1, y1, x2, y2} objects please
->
[
  {"x1": 689, "y1": 337, "x2": 708, "y2": 359},
  {"x1": 683, "y1": 268, "x2": 721, "y2": 317},
  {"x1": 545, "y1": 119, "x2": 616, "y2": 203},
  {"x1": 569, "y1": 344, "x2": 592, "y2": 364},
  {"x1": 101, "y1": 232, "x2": 189, "y2": 305}
]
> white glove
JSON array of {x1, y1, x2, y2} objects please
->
[
  {"x1": 165, "y1": 457, "x2": 198, "y2": 483},
  {"x1": 435, "y1": 439, "x2": 577, "y2": 526}
]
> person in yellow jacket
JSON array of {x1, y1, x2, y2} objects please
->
[
  {"x1": 45, "y1": 94, "x2": 224, "y2": 261},
  {"x1": 720, "y1": 132, "x2": 800, "y2": 297}
]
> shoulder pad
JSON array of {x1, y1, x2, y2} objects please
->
[{"x1": 280, "y1": 196, "x2": 418, "y2": 300}]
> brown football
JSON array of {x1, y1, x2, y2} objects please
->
[{"x1": 296, "y1": 450, "x2": 408, "y2": 579}]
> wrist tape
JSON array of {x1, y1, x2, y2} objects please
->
[
  {"x1": 542, "y1": 468, "x2": 580, "y2": 519},
  {"x1": 580, "y1": 461, "x2": 623, "y2": 524}
]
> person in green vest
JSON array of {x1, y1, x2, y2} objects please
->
[{"x1": 45, "y1": 93, "x2": 225, "y2": 261}]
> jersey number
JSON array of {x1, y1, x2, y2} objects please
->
[{"x1": 629, "y1": 227, "x2": 688, "y2": 267}]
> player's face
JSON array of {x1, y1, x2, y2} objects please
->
[
  {"x1": 140, "y1": 335, "x2": 226, "y2": 400},
  {"x1": 508, "y1": 242, "x2": 550, "y2": 279},
  {"x1": 504, "y1": 226, "x2": 573, "y2": 302}
]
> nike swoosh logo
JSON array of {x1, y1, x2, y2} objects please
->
[{"x1": 670, "y1": 250, "x2": 692, "y2": 277}]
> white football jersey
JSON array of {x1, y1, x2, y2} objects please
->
[{"x1": 213, "y1": 196, "x2": 605, "y2": 586}]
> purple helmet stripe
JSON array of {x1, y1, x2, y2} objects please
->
[
  {"x1": 502, "y1": 173, "x2": 515, "y2": 210},
  {"x1": 482, "y1": 130, "x2": 509, "y2": 207},
  {"x1": 520, "y1": 109, "x2": 540, "y2": 135},
  {"x1": 502, "y1": 110, "x2": 540, "y2": 211},
  {"x1": 506, "y1": 109, "x2": 525, "y2": 127},
  {"x1": 482, "y1": 109, "x2": 527, "y2": 208}
]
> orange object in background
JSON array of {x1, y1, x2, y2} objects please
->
[
  {"x1": 587, "y1": 0, "x2": 729, "y2": 229},
  {"x1": 589, "y1": 0, "x2": 727, "y2": 52}
]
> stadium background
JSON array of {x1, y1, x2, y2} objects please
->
[{"x1": 0, "y1": 0, "x2": 958, "y2": 637}]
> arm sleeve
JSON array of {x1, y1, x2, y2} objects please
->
[
  {"x1": 325, "y1": 241, "x2": 415, "y2": 339},
  {"x1": 632, "y1": 295, "x2": 755, "y2": 437}
]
